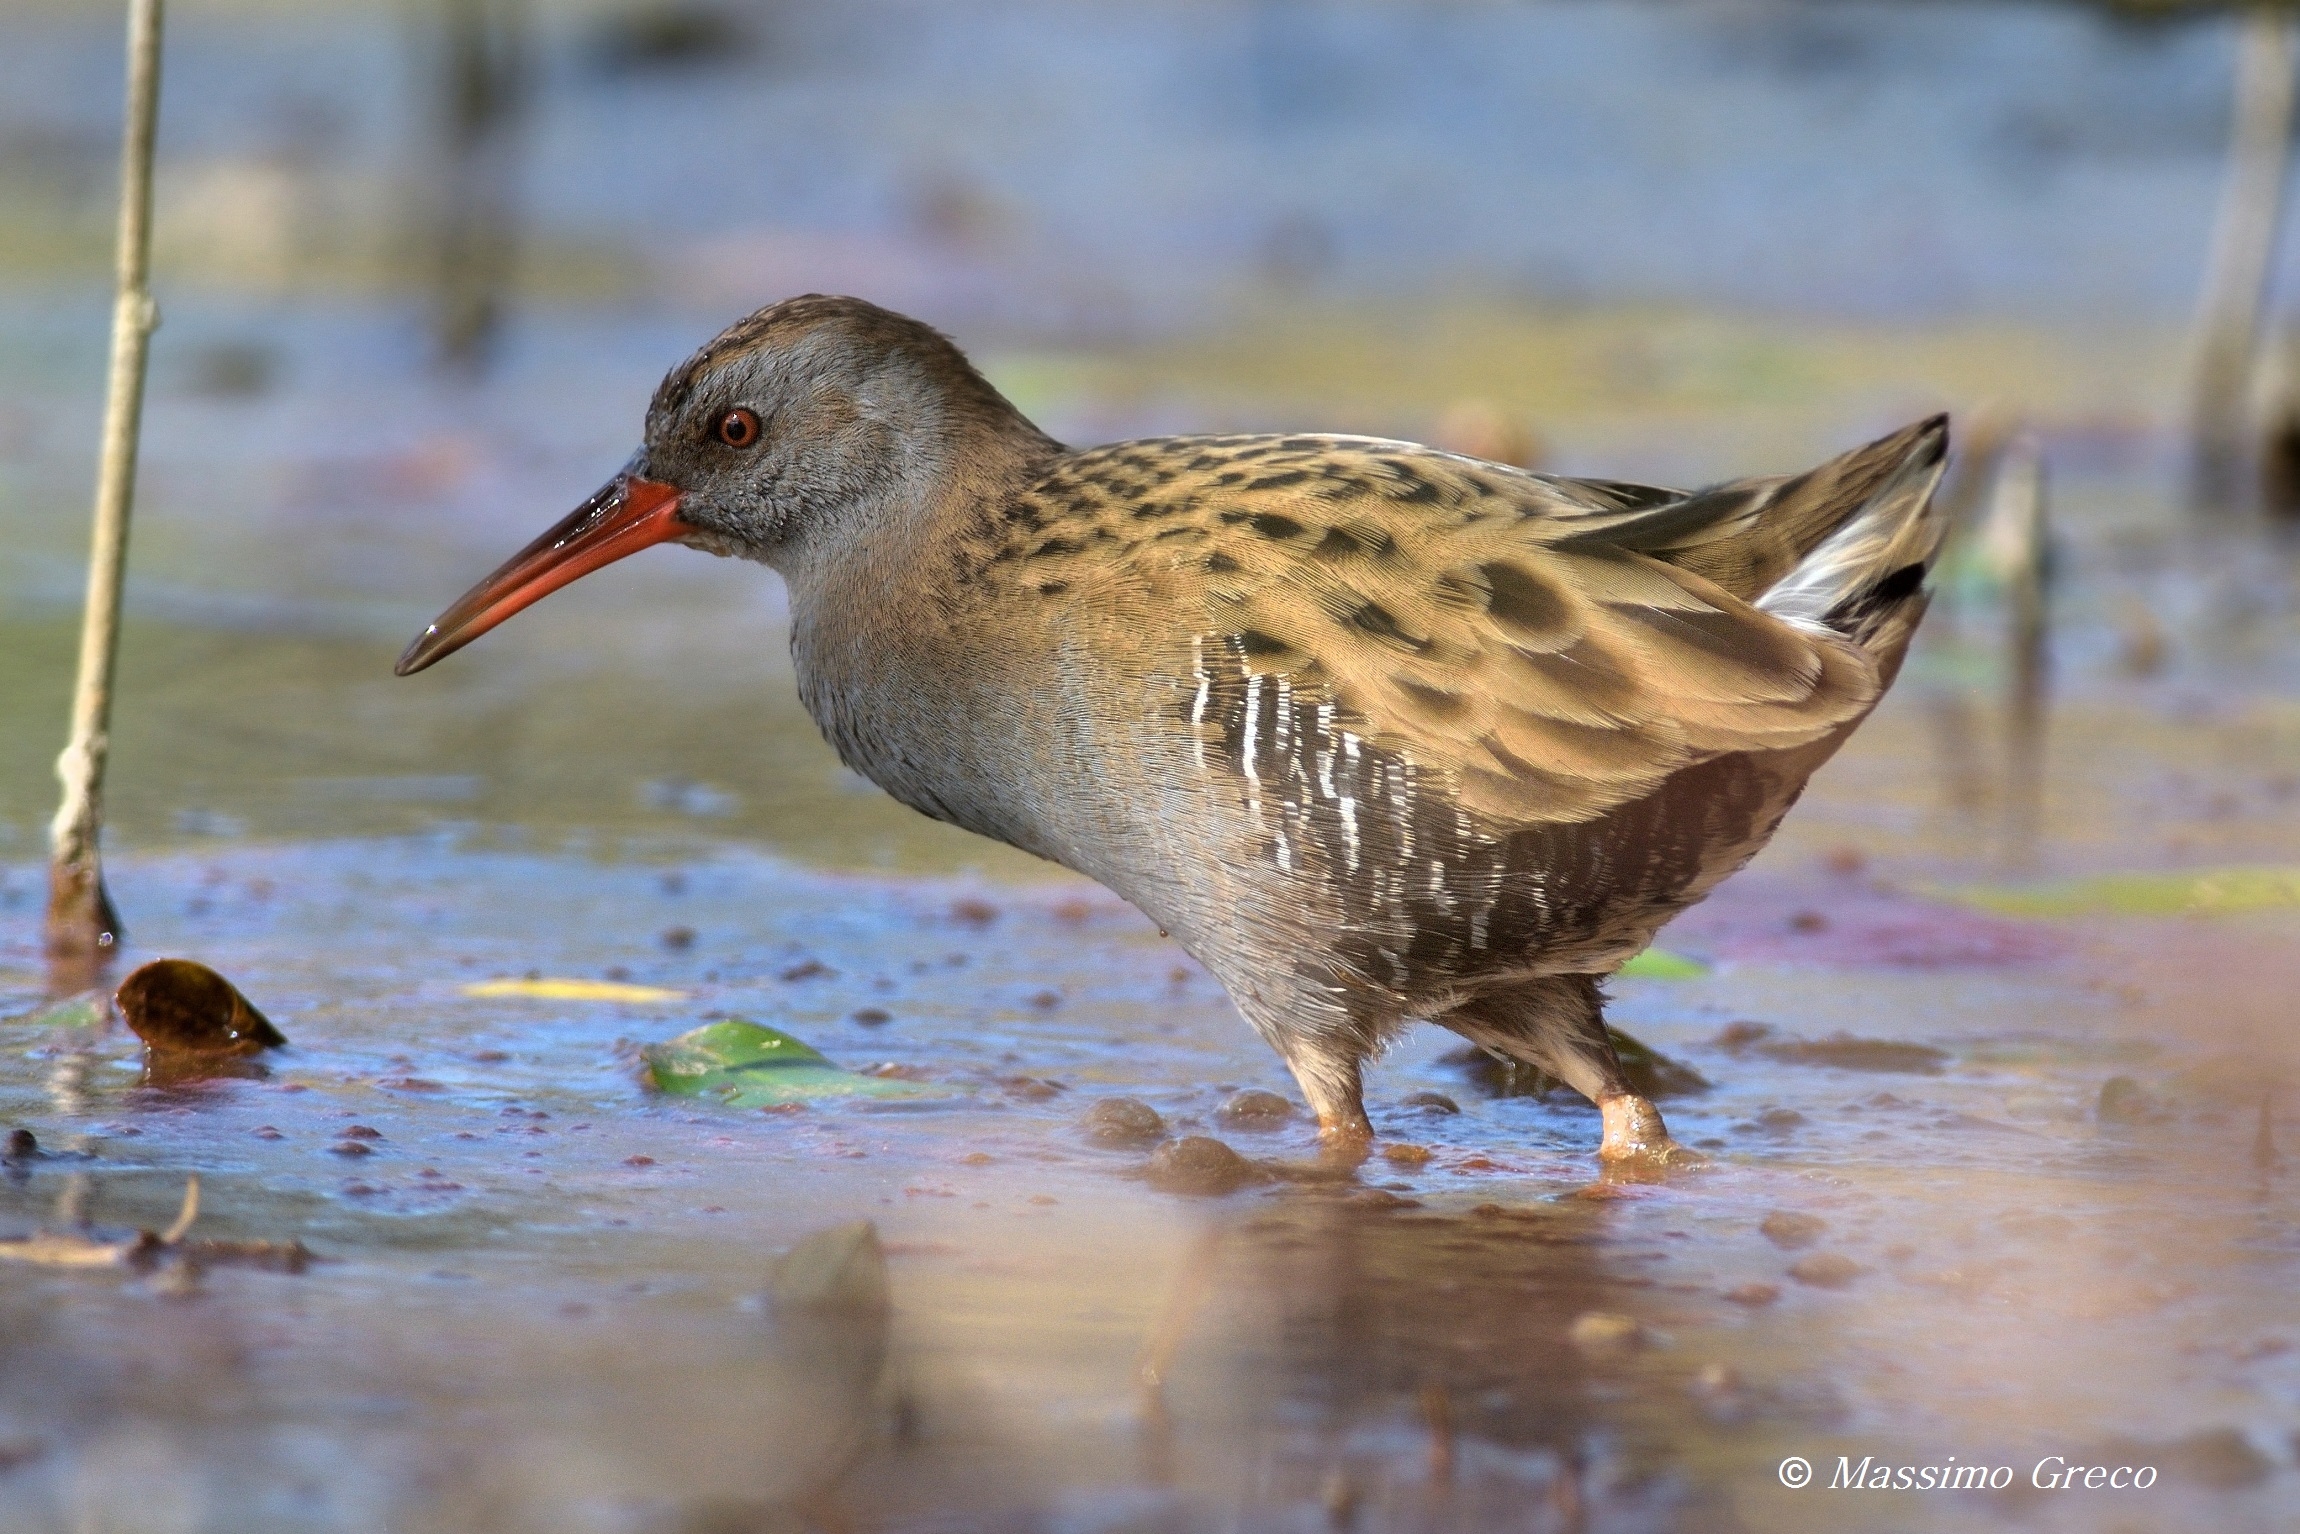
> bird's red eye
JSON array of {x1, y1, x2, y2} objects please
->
[{"x1": 716, "y1": 408, "x2": 760, "y2": 448}]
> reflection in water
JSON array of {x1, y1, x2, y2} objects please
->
[
  {"x1": 136, "y1": 1051, "x2": 271, "y2": 1089},
  {"x1": 0, "y1": 835, "x2": 2295, "y2": 1530},
  {"x1": 409, "y1": 1221, "x2": 893, "y2": 1534},
  {"x1": 1149, "y1": 1194, "x2": 1699, "y2": 1531},
  {"x1": 42, "y1": 1043, "x2": 94, "y2": 1120}
]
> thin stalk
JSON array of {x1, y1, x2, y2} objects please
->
[
  {"x1": 45, "y1": 0, "x2": 165, "y2": 981},
  {"x1": 2188, "y1": 6, "x2": 2297, "y2": 517},
  {"x1": 1989, "y1": 439, "x2": 2051, "y2": 868},
  {"x1": 1923, "y1": 412, "x2": 2014, "y2": 844},
  {"x1": 432, "y1": 0, "x2": 527, "y2": 372}
]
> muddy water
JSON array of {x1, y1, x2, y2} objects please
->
[
  {"x1": 7, "y1": 0, "x2": 2300, "y2": 1518},
  {"x1": 3, "y1": 302, "x2": 2299, "y2": 1530},
  {"x1": 5, "y1": 612, "x2": 2299, "y2": 1534},
  {"x1": 4, "y1": 822, "x2": 2298, "y2": 1532}
]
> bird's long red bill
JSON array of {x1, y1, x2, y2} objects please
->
[{"x1": 394, "y1": 469, "x2": 688, "y2": 676}]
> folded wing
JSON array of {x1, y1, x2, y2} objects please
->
[{"x1": 1074, "y1": 420, "x2": 1947, "y2": 830}]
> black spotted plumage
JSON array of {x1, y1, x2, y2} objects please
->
[{"x1": 403, "y1": 294, "x2": 1951, "y2": 1166}]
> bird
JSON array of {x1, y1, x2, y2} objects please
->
[{"x1": 397, "y1": 295, "x2": 1949, "y2": 1166}]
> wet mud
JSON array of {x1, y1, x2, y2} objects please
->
[
  {"x1": 5, "y1": 346, "x2": 2300, "y2": 1525},
  {"x1": 1, "y1": 77, "x2": 2297, "y2": 1520},
  {"x1": 0, "y1": 776, "x2": 2292, "y2": 1532}
]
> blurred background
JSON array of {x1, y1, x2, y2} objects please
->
[
  {"x1": 5, "y1": 7, "x2": 2300, "y2": 1531},
  {"x1": 2, "y1": 0, "x2": 2296, "y2": 875}
]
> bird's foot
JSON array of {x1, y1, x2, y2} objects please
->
[
  {"x1": 1597, "y1": 1094, "x2": 1706, "y2": 1172},
  {"x1": 1313, "y1": 1114, "x2": 1375, "y2": 1173},
  {"x1": 1253, "y1": 1116, "x2": 1372, "y2": 1186}
]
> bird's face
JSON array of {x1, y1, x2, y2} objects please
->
[
  {"x1": 636, "y1": 317, "x2": 910, "y2": 564},
  {"x1": 395, "y1": 296, "x2": 961, "y2": 676}
]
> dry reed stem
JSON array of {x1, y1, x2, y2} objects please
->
[
  {"x1": 2189, "y1": 9, "x2": 2296, "y2": 516},
  {"x1": 46, "y1": 0, "x2": 164, "y2": 978}
]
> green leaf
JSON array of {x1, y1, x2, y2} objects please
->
[
  {"x1": 641, "y1": 1019, "x2": 941, "y2": 1107},
  {"x1": 6, "y1": 991, "x2": 108, "y2": 1030},
  {"x1": 1931, "y1": 867, "x2": 2300, "y2": 919},
  {"x1": 1617, "y1": 947, "x2": 1709, "y2": 979}
]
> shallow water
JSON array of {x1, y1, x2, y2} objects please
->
[
  {"x1": 5, "y1": 446, "x2": 2300, "y2": 1531},
  {"x1": 4, "y1": 372, "x2": 2300, "y2": 1531},
  {"x1": 3, "y1": 802, "x2": 2299, "y2": 1531},
  {"x1": 0, "y1": 326, "x2": 2290, "y2": 1534},
  {"x1": 4, "y1": 5, "x2": 2300, "y2": 1513}
]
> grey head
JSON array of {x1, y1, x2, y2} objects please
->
[
  {"x1": 642, "y1": 294, "x2": 1059, "y2": 571},
  {"x1": 395, "y1": 295, "x2": 1058, "y2": 674}
]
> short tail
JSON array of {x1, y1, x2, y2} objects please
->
[
  {"x1": 1754, "y1": 415, "x2": 1950, "y2": 679},
  {"x1": 1553, "y1": 414, "x2": 1952, "y2": 644}
]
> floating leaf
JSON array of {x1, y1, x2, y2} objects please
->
[
  {"x1": 465, "y1": 978, "x2": 687, "y2": 1003},
  {"x1": 117, "y1": 961, "x2": 285, "y2": 1053},
  {"x1": 1618, "y1": 947, "x2": 1709, "y2": 979},
  {"x1": 1932, "y1": 867, "x2": 2300, "y2": 919},
  {"x1": 642, "y1": 1019, "x2": 940, "y2": 1106}
]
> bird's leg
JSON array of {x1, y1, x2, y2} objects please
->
[
  {"x1": 1595, "y1": 1094, "x2": 1686, "y2": 1166},
  {"x1": 1273, "y1": 1035, "x2": 1372, "y2": 1161},
  {"x1": 1440, "y1": 977, "x2": 1700, "y2": 1168}
]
